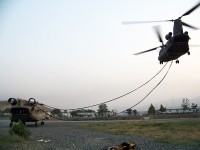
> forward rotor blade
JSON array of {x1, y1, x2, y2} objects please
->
[
  {"x1": 182, "y1": 22, "x2": 199, "y2": 30},
  {"x1": 189, "y1": 45, "x2": 200, "y2": 47},
  {"x1": 122, "y1": 20, "x2": 172, "y2": 25},
  {"x1": 153, "y1": 26, "x2": 163, "y2": 44},
  {"x1": 180, "y1": 1, "x2": 200, "y2": 18},
  {"x1": 134, "y1": 46, "x2": 160, "y2": 55}
]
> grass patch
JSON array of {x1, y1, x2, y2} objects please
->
[
  {"x1": 80, "y1": 118, "x2": 200, "y2": 147},
  {"x1": 0, "y1": 120, "x2": 31, "y2": 149},
  {"x1": 0, "y1": 134, "x2": 26, "y2": 149},
  {"x1": 9, "y1": 120, "x2": 31, "y2": 139}
]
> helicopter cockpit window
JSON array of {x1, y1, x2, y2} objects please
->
[{"x1": 11, "y1": 108, "x2": 29, "y2": 115}]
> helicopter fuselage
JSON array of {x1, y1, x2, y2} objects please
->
[
  {"x1": 10, "y1": 105, "x2": 46, "y2": 122},
  {"x1": 8, "y1": 98, "x2": 50, "y2": 127},
  {"x1": 158, "y1": 20, "x2": 190, "y2": 64},
  {"x1": 128, "y1": 1, "x2": 200, "y2": 64}
]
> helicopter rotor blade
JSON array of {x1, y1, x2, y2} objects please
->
[
  {"x1": 189, "y1": 45, "x2": 200, "y2": 47},
  {"x1": 134, "y1": 46, "x2": 160, "y2": 55},
  {"x1": 123, "y1": 2, "x2": 200, "y2": 25},
  {"x1": 180, "y1": 1, "x2": 200, "y2": 18},
  {"x1": 153, "y1": 26, "x2": 164, "y2": 45},
  {"x1": 182, "y1": 21, "x2": 199, "y2": 30},
  {"x1": 122, "y1": 20, "x2": 172, "y2": 25}
]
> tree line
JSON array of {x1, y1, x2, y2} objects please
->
[{"x1": 50, "y1": 98, "x2": 198, "y2": 117}]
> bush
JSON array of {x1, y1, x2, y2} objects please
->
[{"x1": 9, "y1": 120, "x2": 31, "y2": 139}]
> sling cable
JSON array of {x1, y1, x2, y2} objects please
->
[
  {"x1": 43, "y1": 62, "x2": 169, "y2": 112},
  {"x1": 119, "y1": 60, "x2": 173, "y2": 114}
]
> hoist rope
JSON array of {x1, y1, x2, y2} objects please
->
[
  {"x1": 119, "y1": 60, "x2": 173, "y2": 114},
  {"x1": 43, "y1": 62, "x2": 168, "y2": 111},
  {"x1": 37, "y1": 61, "x2": 172, "y2": 120}
]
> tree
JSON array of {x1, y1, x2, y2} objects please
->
[
  {"x1": 148, "y1": 104, "x2": 156, "y2": 115},
  {"x1": 51, "y1": 109, "x2": 62, "y2": 117},
  {"x1": 133, "y1": 109, "x2": 137, "y2": 116},
  {"x1": 98, "y1": 103, "x2": 108, "y2": 117},
  {"x1": 191, "y1": 103, "x2": 197, "y2": 109},
  {"x1": 181, "y1": 98, "x2": 190, "y2": 112},
  {"x1": 159, "y1": 104, "x2": 166, "y2": 112},
  {"x1": 126, "y1": 108, "x2": 132, "y2": 116},
  {"x1": 70, "y1": 111, "x2": 78, "y2": 117},
  {"x1": 111, "y1": 109, "x2": 117, "y2": 116}
]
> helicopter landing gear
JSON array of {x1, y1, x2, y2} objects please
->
[
  {"x1": 35, "y1": 122, "x2": 38, "y2": 127},
  {"x1": 188, "y1": 51, "x2": 190, "y2": 55},
  {"x1": 41, "y1": 121, "x2": 44, "y2": 126},
  {"x1": 176, "y1": 60, "x2": 179, "y2": 64},
  {"x1": 9, "y1": 122, "x2": 13, "y2": 127}
]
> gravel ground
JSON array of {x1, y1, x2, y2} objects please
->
[{"x1": 0, "y1": 121, "x2": 199, "y2": 150}]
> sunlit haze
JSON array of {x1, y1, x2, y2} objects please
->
[{"x1": 0, "y1": 0, "x2": 200, "y2": 112}]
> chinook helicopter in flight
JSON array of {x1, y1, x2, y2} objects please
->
[
  {"x1": 123, "y1": 1, "x2": 200, "y2": 64},
  {"x1": 8, "y1": 98, "x2": 50, "y2": 127}
]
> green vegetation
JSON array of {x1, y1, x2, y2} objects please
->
[
  {"x1": 9, "y1": 120, "x2": 31, "y2": 139},
  {"x1": 52, "y1": 108, "x2": 62, "y2": 117},
  {"x1": 80, "y1": 118, "x2": 200, "y2": 147},
  {"x1": 0, "y1": 121, "x2": 31, "y2": 149},
  {"x1": 148, "y1": 104, "x2": 156, "y2": 115},
  {"x1": 0, "y1": 134, "x2": 26, "y2": 149},
  {"x1": 98, "y1": 103, "x2": 109, "y2": 117},
  {"x1": 0, "y1": 102, "x2": 30, "y2": 148}
]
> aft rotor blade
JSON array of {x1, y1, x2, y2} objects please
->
[
  {"x1": 182, "y1": 22, "x2": 199, "y2": 30},
  {"x1": 153, "y1": 26, "x2": 163, "y2": 44},
  {"x1": 134, "y1": 46, "x2": 160, "y2": 55},
  {"x1": 180, "y1": 1, "x2": 200, "y2": 18}
]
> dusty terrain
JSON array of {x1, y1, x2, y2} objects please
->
[{"x1": 0, "y1": 120, "x2": 199, "y2": 150}]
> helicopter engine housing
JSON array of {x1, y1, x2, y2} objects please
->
[
  {"x1": 28, "y1": 98, "x2": 36, "y2": 105},
  {"x1": 8, "y1": 98, "x2": 17, "y2": 105},
  {"x1": 165, "y1": 32, "x2": 172, "y2": 40}
]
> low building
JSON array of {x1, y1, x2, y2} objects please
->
[
  {"x1": 77, "y1": 112, "x2": 95, "y2": 117},
  {"x1": 62, "y1": 112, "x2": 72, "y2": 117},
  {"x1": 162, "y1": 108, "x2": 199, "y2": 114}
]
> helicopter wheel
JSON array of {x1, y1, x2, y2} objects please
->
[
  {"x1": 9, "y1": 122, "x2": 13, "y2": 127},
  {"x1": 176, "y1": 60, "x2": 179, "y2": 64},
  {"x1": 188, "y1": 51, "x2": 190, "y2": 55},
  {"x1": 41, "y1": 121, "x2": 44, "y2": 126}
]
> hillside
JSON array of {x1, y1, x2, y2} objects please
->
[{"x1": 0, "y1": 100, "x2": 10, "y2": 111}]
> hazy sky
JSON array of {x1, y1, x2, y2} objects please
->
[{"x1": 0, "y1": 0, "x2": 200, "y2": 112}]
